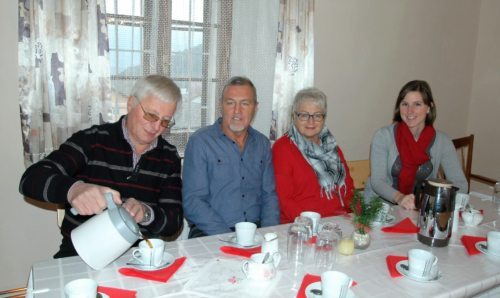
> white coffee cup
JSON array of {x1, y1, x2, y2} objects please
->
[
  {"x1": 321, "y1": 270, "x2": 353, "y2": 298},
  {"x1": 235, "y1": 222, "x2": 257, "y2": 246},
  {"x1": 132, "y1": 238, "x2": 165, "y2": 267},
  {"x1": 300, "y1": 211, "x2": 321, "y2": 235},
  {"x1": 64, "y1": 278, "x2": 98, "y2": 298},
  {"x1": 242, "y1": 252, "x2": 281, "y2": 281},
  {"x1": 487, "y1": 231, "x2": 500, "y2": 255},
  {"x1": 407, "y1": 249, "x2": 438, "y2": 278},
  {"x1": 261, "y1": 232, "x2": 279, "y2": 254}
]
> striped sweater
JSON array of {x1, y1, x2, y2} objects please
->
[{"x1": 19, "y1": 117, "x2": 183, "y2": 257}]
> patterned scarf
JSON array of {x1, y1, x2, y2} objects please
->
[{"x1": 288, "y1": 125, "x2": 347, "y2": 205}]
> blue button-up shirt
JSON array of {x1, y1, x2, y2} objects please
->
[{"x1": 182, "y1": 118, "x2": 280, "y2": 235}]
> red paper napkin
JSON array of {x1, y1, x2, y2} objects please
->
[
  {"x1": 296, "y1": 274, "x2": 321, "y2": 298},
  {"x1": 98, "y1": 286, "x2": 136, "y2": 298},
  {"x1": 219, "y1": 246, "x2": 261, "y2": 258},
  {"x1": 296, "y1": 273, "x2": 358, "y2": 298},
  {"x1": 308, "y1": 236, "x2": 317, "y2": 245},
  {"x1": 381, "y1": 217, "x2": 419, "y2": 233},
  {"x1": 385, "y1": 255, "x2": 408, "y2": 278},
  {"x1": 119, "y1": 256, "x2": 187, "y2": 282},
  {"x1": 460, "y1": 235, "x2": 487, "y2": 256}
]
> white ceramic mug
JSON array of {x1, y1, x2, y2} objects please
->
[
  {"x1": 487, "y1": 231, "x2": 500, "y2": 255},
  {"x1": 321, "y1": 270, "x2": 353, "y2": 298},
  {"x1": 242, "y1": 252, "x2": 281, "y2": 281},
  {"x1": 261, "y1": 232, "x2": 279, "y2": 254},
  {"x1": 132, "y1": 238, "x2": 165, "y2": 267},
  {"x1": 407, "y1": 249, "x2": 438, "y2": 278},
  {"x1": 64, "y1": 278, "x2": 98, "y2": 298},
  {"x1": 300, "y1": 211, "x2": 321, "y2": 235},
  {"x1": 235, "y1": 222, "x2": 257, "y2": 246}
]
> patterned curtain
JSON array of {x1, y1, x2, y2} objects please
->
[
  {"x1": 18, "y1": 0, "x2": 113, "y2": 166},
  {"x1": 270, "y1": 0, "x2": 314, "y2": 141}
]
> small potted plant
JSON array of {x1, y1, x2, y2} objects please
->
[{"x1": 349, "y1": 190, "x2": 383, "y2": 249}]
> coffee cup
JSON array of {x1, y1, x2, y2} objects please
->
[
  {"x1": 64, "y1": 278, "x2": 98, "y2": 298},
  {"x1": 242, "y1": 252, "x2": 281, "y2": 281},
  {"x1": 261, "y1": 232, "x2": 279, "y2": 254},
  {"x1": 132, "y1": 238, "x2": 165, "y2": 267},
  {"x1": 300, "y1": 211, "x2": 321, "y2": 235},
  {"x1": 487, "y1": 231, "x2": 500, "y2": 255},
  {"x1": 407, "y1": 249, "x2": 438, "y2": 278},
  {"x1": 321, "y1": 270, "x2": 353, "y2": 298},
  {"x1": 235, "y1": 222, "x2": 257, "y2": 246}
]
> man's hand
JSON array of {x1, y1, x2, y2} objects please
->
[
  {"x1": 67, "y1": 182, "x2": 121, "y2": 215},
  {"x1": 122, "y1": 198, "x2": 148, "y2": 223}
]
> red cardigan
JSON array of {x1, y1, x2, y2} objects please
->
[{"x1": 272, "y1": 135, "x2": 354, "y2": 224}]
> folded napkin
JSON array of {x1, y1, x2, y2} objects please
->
[
  {"x1": 296, "y1": 274, "x2": 321, "y2": 298},
  {"x1": 219, "y1": 246, "x2": 261, "y2": 258},
  {"x1": 381, "y1": 217, "x2": 419, "y2": 233},
  {"x1": 460, "y1": 235, "x2": 487, "y2": 256},
  {"x1": 296, "y1": 273, "x2": 358, "y2": 298},
  {"x1": 459, "y1": 209, "x2": 484, "y2": 218},
  {"x1": 119, "y1": 256, "x2": 187, "y2": 282},
  {"x1": 385, "y1": 255, "x2": 408, "y2": 278},
  {"x1": 98, "y1": 286, "x2": 136, "y2": 298}
]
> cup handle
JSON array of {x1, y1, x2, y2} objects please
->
[
  {"x1": 241, "y1": 261, "x2": 249, "y2": 277},
  {"x1": 132, "y1": 249, "x2": 141, "y2": 261}
]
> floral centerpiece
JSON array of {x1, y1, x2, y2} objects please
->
[{"x1": 349, "y1": 190, "x2": 383, "y2": 249}]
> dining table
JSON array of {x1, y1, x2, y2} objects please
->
[{"x1": 27, "y1": 191, "x2": 500, "y2": 298}]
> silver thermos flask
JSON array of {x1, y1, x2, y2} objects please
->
[{"x1": 415, "y1": 178, "x2": 458, "y2": 247}]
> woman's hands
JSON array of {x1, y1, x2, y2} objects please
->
[{"x1": 394, "y1": 192, "x2": 416, "y2": 210}]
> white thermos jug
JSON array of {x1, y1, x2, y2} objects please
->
[{"x1": 71, "y1": 193, "x2": 141, "y2": 270}]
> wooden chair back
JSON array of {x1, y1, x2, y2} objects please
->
[
  {"x1": 452, "y1": 134, "x2": 474, "y2": 190},
  {"x1": 346, "y1": 159, "x2": 370, "y2": 190}
]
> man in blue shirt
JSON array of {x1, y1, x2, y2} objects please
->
[{"x1": 182, "y1": 76, "x2": 280, "y2": 237}]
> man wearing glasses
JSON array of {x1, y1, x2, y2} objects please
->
[
  {"x1": 182, "y1": 76, "x2": 280, "y2": 237},
  {"x1": 19, "y1": 75, "x2": 183, "y2": 258}
]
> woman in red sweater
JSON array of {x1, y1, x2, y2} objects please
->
[{"x1": 272, "y1": 88, "x2": 354, "y2": 223}]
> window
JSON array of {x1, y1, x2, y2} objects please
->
[{"x1": 105, "y1": 0, "x2": 232, "y2": 154}]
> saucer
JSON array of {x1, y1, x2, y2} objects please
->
[
  {"x1": 305, "y1": 281, "x2": 356, "y2": 298},
  {"x1": 395, "y1": 260, "x2": 441, "y2": 282},
  {"x1": 97, "y1": 293, "x2": 110, "y2": 298},
  {"x1": 219, "y1": 233, "x2": 264, "y2": 248},
  {"x1": 127, "y1": 251, "x2": 174, "y2": 271},
  {"x1": 475, "y1": 241, "x2": 500, "y2": 257}
]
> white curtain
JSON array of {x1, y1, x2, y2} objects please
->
[
  {"x1": 230, "y1": 0, "x2": 280, "y2": 135},
  {"x1": 18, "y1": 0, "x2": 113, "y2": 166},
  {"x1": 270, "y1": 0, "x2": 315, "y2": 140}
]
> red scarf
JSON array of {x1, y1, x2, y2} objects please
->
[{"x1": 395, "y1": 122, "x2": 436, "y2": 194}]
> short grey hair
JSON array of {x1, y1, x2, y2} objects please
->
[
  {"x1": 130, "y1": 75, "x2": 182, "y2": 104},
  {"x1": 292, "y1": 87, "x2": 327, "y2": 114},
  {"x1": 220, "y1": 76, "x2": 257, "y2": 103}
]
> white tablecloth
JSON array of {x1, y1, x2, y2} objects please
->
[{"x1": 28, "y1": 195, "x2": 500, "y2": 298}]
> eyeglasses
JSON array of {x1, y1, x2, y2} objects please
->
[
  {"x1": 135, "y1": 97, "x2": 175, "y2": 128},
  {"x1": 295, "y1": 112, "x2": 326, "y2": 122}
]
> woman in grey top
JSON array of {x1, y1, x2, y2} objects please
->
[{"x1": 364, "y1": 80, "x2": 467, "y2": 210}]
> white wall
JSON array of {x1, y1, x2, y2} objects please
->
[
  {"x1": 1, "y1": 0, "x2": 499, "y2": 290},
  {"x1": 468, "y1": 0, "x2": 500, "y2": 180},
  {"x1": 316, "y1": 0, "x2": 481, "y2": 161}
]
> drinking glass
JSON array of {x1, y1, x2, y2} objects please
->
[
  {"x1": 493, "y1": 182, "x2": 500, "y2": 205},
  {"x1": 287, "y1": 221, "x2": 310, "y2": 277},
  {"x1": 294, "y1": 215, "x2": 313, "y2": 240},
  {"x1": 314, "y1": 223, "x2": 341, "y2": 273}
]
